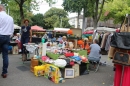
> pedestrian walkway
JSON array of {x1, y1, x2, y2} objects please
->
[{"x1": 0, "y1": 55, "x2": 114, "y2": 86}]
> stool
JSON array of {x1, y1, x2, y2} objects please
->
[{"x1": 89, "y1": 57, "x2": 101, "y2": 72}]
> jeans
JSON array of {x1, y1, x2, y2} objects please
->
[
  {"x1": 0, "y1": 35, "x2": 10, "y2": 74},
  {"x1": 88, "y1": 56, "x2": 100, "y2": 62},
  {"x1": 21, "y1": 36, "x2": 29, "y2": 54}
]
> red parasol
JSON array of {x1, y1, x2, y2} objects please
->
[
  {"x1": 31, "y1": 25, "x2": 45, "y2": 31},
  {"x1": 83, "y1": 30, "x2": 94, "y2": 34}
]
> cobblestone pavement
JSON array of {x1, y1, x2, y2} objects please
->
[{"x1": 0, "y1": 55, "x2": 114, "y2": 86}]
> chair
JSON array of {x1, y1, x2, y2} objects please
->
[{"x1": 88, "y1": 57, "x2": 101, "y2": 72}]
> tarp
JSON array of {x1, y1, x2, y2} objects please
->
[
  {"x1": 14, "y1": 24, "x2": 21, "y2": 29},
  {"x1": 85, "y1": 27, "x2": 116, "y2": 32},
  {"x1": 54, "y1": 28, "x2": 70, "y2": 32},
  {"x1": 31, "y1": 25, "x2": 45, "y2": 31}
]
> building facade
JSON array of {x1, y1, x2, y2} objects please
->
[{"x1": 69, "y1": 15, "x2": 120, "y2": 29}]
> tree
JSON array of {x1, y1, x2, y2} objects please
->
[
  {"x1": 43, "y1": 7, "x2": 71, "y2": 29},
  {"x1": 31, "y1": 13, "x2": 44, "y2": 27},
  {"x1": 2, "y1": 0, "x2": 33, "y2": 25},
  {"x1": 14, "y1": 0, "x2": 39, "y2": 25},
  {"x1": 101, "y1": 0, "x2": 130, "y2": 24},
  {"x1": 62, "y1": 0, "x2": 83, "y2": 28},
  {"x1": 1, "y1": 0, "x2": 40, "y2": 25},
  {"x1": 44, "y1": 0, "x2": 57, "y2": 6},
  {"x1": 62, "y1": 0, "x2": 88, "y2": 32},
  {"x1": 86, "y1": 0, "x2": 112, "y2": 29},
  {"x1": 62, "y1": 0, "x2": 112, "y2": 31}
]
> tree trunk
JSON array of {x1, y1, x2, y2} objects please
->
[
  {"x1": 82, "y1": 8, "x2": 86, "y2": 33},
  {"x1": 20, "y1": 4, "x2": 24, "y2": 25},
  {"x1": 92, "y1": 0, "x2": 99, "y2": 41},
  {"x1": 77, "y1": 12, "x2": 80, "y2": 28},
  {"x1": 92, "y1": 18, "x2": 98, "y2": 41},
  {"x1": 93, "y1": 18, "x2": 98, "y2": 29}
]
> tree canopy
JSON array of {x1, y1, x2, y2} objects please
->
[
  {"x1": 1, "y1": 0, "x2": 40, "y2": 25},
  {"x1": 101, "y1": 0, "x2": 130, "y2": 24},
  {"x1": 43, "y1": 7, "x2": 71, "y2": 29},
  {"x1": 31, "y1": 13, "x2": 45, "y2": 28}
]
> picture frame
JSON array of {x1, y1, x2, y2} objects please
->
[{"x1": 64, "y1": 68, "x2": 75, "y2": 78}]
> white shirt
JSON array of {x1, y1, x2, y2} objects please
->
[{"x1": 0, "y1": 11, "x2": 14, "y2": 35}]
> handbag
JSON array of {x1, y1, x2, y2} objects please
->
[
  {"x1": 110, "y1": 32, "x2": 130, "y2": 49},
  {"x1": 113, "y1": 49, "x2": 130, "y2": 66},
  {"x1": 120, "y1": 17, "x2": 130, "y2": 32},
  {"x1": 110, "y1": 17, "x2": 130, "y2": 49},
  {"x1": 110, "y1": 18, "x2": 130, "y2": 50}
]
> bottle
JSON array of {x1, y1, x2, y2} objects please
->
[{"x1": 41, "y1": 38, "x2": 45, "y2": 44}]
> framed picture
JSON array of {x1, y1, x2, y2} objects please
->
[{"x1": 64, "y1": 68, "x2": 75, "y2": 78}]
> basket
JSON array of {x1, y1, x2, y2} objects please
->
[{"x1": 30, "y1": 58, "x2": 39, "y2": 72}]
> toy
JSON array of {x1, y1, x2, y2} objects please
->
[
  {"x1": 44, "y1": 64, "x2": 61, "y2": 83},
  {"x1": 34, "y1": 65, "x2": 45, "y2": 77}
]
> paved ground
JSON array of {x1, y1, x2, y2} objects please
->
[{"x1": 0, "y1": 54, "x2": 114, "y2": 86}]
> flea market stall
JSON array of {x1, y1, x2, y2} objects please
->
[
  {"x1": 28, "y1": 28, "x2": 89, "y2": 83},
  {"x1": 30, "y1": 43, "x2": 89, "y2": 83}
]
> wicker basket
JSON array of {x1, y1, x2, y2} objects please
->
[{"x1": 30, "y1": 58, "x2": 39, "y2": 72}]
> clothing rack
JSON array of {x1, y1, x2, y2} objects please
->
[{"x1": 117, "y1": 14, "x2": 130, "y2": 86}]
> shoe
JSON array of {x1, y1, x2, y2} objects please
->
[{"x1": 1, "y1": 74, "x2": 7, "y2": 78}]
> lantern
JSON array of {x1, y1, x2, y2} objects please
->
[{"x1": 67, "y1": 30, "x2": 73, "y2": 35}]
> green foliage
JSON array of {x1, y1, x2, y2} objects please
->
[
  {"x1": 1, "y1": 0, "x2": 39, "y2": 25},
  {"x1": 44, "y1": 0, "x2": 57, "y2": 6},
  {"x1": 101, "y1": 0, "x2": 130, "y2": 24},
  {"x1": 62, "y1": 0, "x2": 83, "y2": 13},
  {"x1": 31, "y1": 13, "x2": 44, "y2": 27},
  {"x1": 43, "y1": 7, "x2": 71, "y2": 29}
]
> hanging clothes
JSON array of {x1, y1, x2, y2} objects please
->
[
  {"x1": 100, "y1": 32, "x2": 110, "y2": 49},
  {"x1": 105, "y1": 33, "x2": 113, "y2": 51},
  {"x1": 98, "y1": 33, "x2": 103, "y2": 46}
]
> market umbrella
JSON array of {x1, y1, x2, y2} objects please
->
[
  {"x1": 83, "y1": 30, "x2": 94, "y2": 34},
  {"x1": 31, "y1": 25, "x2": 45, "y2": 31}
]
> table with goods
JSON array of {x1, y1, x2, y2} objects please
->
[{"x1": 30, "y1": 41, "x2": 89, "y2": 84}]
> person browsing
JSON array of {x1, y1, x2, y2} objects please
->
[{"x1": 21, "y1": 19, "x2": 32, "y2": 60}]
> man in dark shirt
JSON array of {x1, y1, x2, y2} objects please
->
[{"x1": 21, "y1": 19, "x2": 32, "y2": 60}]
